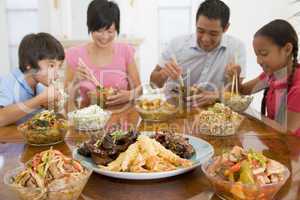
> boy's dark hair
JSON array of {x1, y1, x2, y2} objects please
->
[
  {"x1": 18, "y1": 32, "x2": 65, "y2": 73},
  {"x1": 196, "y1": 0, "x2": 230, "y2": 29},
  {"x1": 256, "y1": 19, "x2": 299, "y2": 115},
  {"x1": 87, "y1": 0, "x2": 120, "y2": 34}
]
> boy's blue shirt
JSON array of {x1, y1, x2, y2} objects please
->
[{"x1": 0, "y1": 68, "x2": 44, "y2": 124}]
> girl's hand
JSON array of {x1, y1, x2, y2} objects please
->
[
  {"x1": 225, "y1": 63, "x2": 241, "y2": 81},
  {"x1": 105, "y1": 90, "x2": 133, "y2": 106}
]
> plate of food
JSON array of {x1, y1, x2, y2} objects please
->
[
  {"x1": 18, "y1": 110, "x2": 68, "y2": 146},
  {"x1": 202, "y1": 146, "x2": 290, "y2": 200},
  {"x1": 73, "y1": 129, "x2": 214, "y2": 180},
  {"x1": 135, "y1": 94, "x2": 178, "y2": 122},
  {"x1": 195, "y1": 103, "x2": 244, "y2": 136},
  {"x1": 4, "y1": 148, "x2": 92, "y2": 200}
]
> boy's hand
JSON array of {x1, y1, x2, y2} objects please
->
[{"x1": 39, "y1": 85, "x2": 61, "y2": 109}]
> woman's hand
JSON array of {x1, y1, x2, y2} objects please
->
[
  {"x1": 76, "y1": 59, "x2": 100, "y2": 86},
  {"x1": 105, "y1": 90, "x2": 133, "y2": 106}
]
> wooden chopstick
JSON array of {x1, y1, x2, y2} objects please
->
[
  {"x1": 78, "y1": 58, "x2": 102, "y2": 87},
  {"x1": 235, "y1": 71, "x2": 239, "y2": 96},
  {"x1": 231, "y1": 72, "x2": 235, "y2": 97},
  {"x1": 171, "y1": 55, "x2": 184, "y2": 86}
]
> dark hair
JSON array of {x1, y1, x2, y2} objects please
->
[
  {"x1": 18, "y1": 32, "x2": 65, "y2": 73},
  {"x1": 87, "y1": 0, "x2": 120, "y2": 34},
  {"x1": 255, "y1": 19, "x2": 299, "y2": 115},
  {"x1": 196, "y1": 0, "x2": 230, "y2": 29}
]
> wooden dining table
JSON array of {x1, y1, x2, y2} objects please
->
[{"x1": 0, "y1": 105, "x2": 300, "y2": 200}]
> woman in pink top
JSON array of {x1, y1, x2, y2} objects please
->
[
  {"x1": 227, "y1": 19, "x2": 300, "y2": 136},
  {"x1": 65, "y1": 0, "x2": 141, "y2": 107}
]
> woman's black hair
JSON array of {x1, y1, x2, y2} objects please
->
[
  {"x1": 196, "y1": 0, "x2": 230, "y2": 29},
  {"x1": 255, "y1": 19, "x2": 299, "y2": 115},
  {"x1": 18, "y1": 32, "x2": 65, "y2": 73},
  {"x1": 87, "y1": 0, "x2": 120, "y2": 34}
]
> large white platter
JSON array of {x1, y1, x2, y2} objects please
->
[{"x1": 73, "y1": 132, "x2": 214, "y2": 180}]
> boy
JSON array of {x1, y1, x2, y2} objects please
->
[{"x1": 0, "y1": 32, "x2": 65, "y2": 126}]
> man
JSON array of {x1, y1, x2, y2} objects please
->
[{"x1": 150, "y1": 0, "x2": 246, "y2": 107}]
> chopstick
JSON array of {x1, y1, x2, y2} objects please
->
[
  {"x1": 78, "y1": 58, "x2": 102, "y2": 87},
  {"x1": 231, "y1": 73, "x2": 236, "y2": 97},
  {"x1": 235, "y1": 71, "x2": 239, "y2": 96},
  {"x1": 171, "y1": 55, "x2": 184, "y2": 88}
]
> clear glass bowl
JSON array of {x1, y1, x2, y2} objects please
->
[
  {"x1": 4, "y1": 165, "x2": 92, "y2": 200},
  {"x1": 18, "y1": 122, "x2": 68, "y2": 146},
  {"x1": 223, "y1": 93, "x2": 253, "y2": 113},
  {"x1": 202, "y1": 158, "x2": 290, "y2": 200},
  {"x1": 135, "y1": 106, "x2": 176, "y2": 122},
  {"x1": 68, "y1": 110, "x2": 111, "y2": 132},
  {"x1": 134, "y1": 93, "x2": 180, "y2": 122}
]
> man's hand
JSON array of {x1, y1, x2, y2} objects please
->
[
  {"x1": 185, "y1": 90, "x2": 219, "y2": 108},
  {"x1": 160, "y1": 61, "x2": 182, "y2": 80}
]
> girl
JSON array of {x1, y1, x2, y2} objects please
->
[
  {"x1": 227, "y1": 19, "x2": 300, "y2": 135},
  {"x1": 65, "y1": 0, "x2": 141, "y2": 108}
]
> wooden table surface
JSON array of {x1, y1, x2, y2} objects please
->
[{"x1": 0, "y1": 106, "x2": 299, "y2": 200}]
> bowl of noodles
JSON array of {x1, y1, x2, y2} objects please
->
[{"x1": 18, "y1": 110, "x2": 68, "y2": 146}]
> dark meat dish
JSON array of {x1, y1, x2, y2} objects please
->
[
  {"x1": 153, "y1": 131, "x2": 195, "y2": 159},
  {"x1": 78, "y1": 126, "x2": 140, "y2": 166}
]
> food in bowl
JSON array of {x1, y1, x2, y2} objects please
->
[
  {"x1": 135, "y1": 94, "x2": 177, "y2": 121},
  {"x1": 196, "y1": 103, "x2": 244, "y2": 136},
  {"x1": 88, "y1": 86, "x2": 118, "y2": 108},
  {"x1": 78, "y1": 125, "x2": 140, "y2": 166},
  {"x1": 224, "y1": 92, "x2": 253, "y2": 112},
  {"x1": 4, "y1": 148, "x2": 92, "y2": 200},
  {"x1": 18, "y1": 110, "x2": 68, "y2": 146},
  {"x1": 202, "y1": 146, "x2": 290, "y2": 200},
  {"x1": 68, "y1": 105, "x2": 111, "y2": 131}
]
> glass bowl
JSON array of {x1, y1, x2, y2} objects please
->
[
  {"x1": 135, "y1": 94, "x2": 178, "y2": 122},
  {"x1": 3, "y1": 164, "x2": 92, "y2": 200},
  {"x1": 223, "y1": 93, "x2": 253, "y2": 113},
  {"x1": 202, "y1": 158, "x2": 290, "y2": 200},
  {"x1": 68, "y1": 108, "x2": 111, "y2": 132},
  {"x1": 18, "y1": 118, "x2": 68, "y2": 146}
]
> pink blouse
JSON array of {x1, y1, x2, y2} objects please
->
[{"x1": 66, "y1": 43, "x2": 135, "y2": 100}]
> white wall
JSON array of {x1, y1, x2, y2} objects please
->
[{"x1": 0, "y1": 0, "x2": 11, "y2": 74}]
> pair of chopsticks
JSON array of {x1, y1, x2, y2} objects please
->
[
  {"x1": 78, "y1": 58, "x2": 102, "y2": 88},
  {"x1": 230, "y1": 52, "x2": 240, "y2": 97}
]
